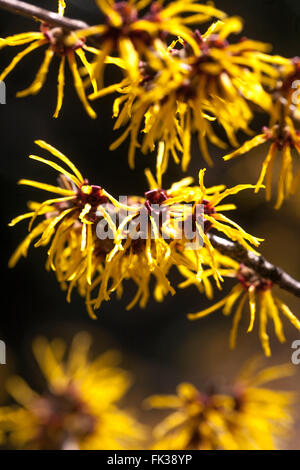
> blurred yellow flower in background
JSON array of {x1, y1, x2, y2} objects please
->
[
  {"x1": 0, "y1": 332, "x2": 145, "y2": 450},
  {"x1": 226, "y1": 360, "x2": 294, "y2": 449},
  {"x1": 9, "y1": 142, "x2": 264, "y2": 318},
  {"x1": 146, "y1": 360, "x2": 294, "y2": 450}
]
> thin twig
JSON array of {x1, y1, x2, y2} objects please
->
[
  {"x1": 209, "y1": 233, "x2": 300, "y2": 298},
  {"x1": 0, "y1": 0, "x2": 89, "y2": 30}
]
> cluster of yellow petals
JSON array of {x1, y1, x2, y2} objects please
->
[
  {"x1": 0, "y1": 336, "x2": 294, "y2": 450},
  {"x1": 0, "y1": 0, "x2": 101, "y2": 117},
  {"x1": 9, "y1": 141, "x2": 261, "y2": 318},
  {"x1": 224, "y1": 116, "x2": 300, "y2": 209},
  {"x1": 2, "y1": 1, "x2": 300, "y2": 207},
  {"x1": 185, "y1": 253, "x2": 300, "y2": 356},
  {"x1": 146, "y1": 361, "x2": 294, "y2": 450},
  {"x1": 0, "y1": 332, "x2": 145, "y2": 450},
  {"x1": 0, "y1": 0, "x2": 225, "y2": 118},
  {"x1": 78, "y1": 0, "x2": 226, "y2": 83}
]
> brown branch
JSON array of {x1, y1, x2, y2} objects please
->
[
  {"x1": 208, "y1": 233, "x2": 300, "y2": 298},
  {"x1": 0, "y1": 0, "x2": 89, "y2": 30}
]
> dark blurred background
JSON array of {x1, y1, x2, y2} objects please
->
[{"x1": 0, "y1": 0, "x2": 300, "y2": 448}]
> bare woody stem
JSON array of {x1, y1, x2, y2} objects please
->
[
  {"x1": 209, "y1": 234, "x2": 300, "y2": 298},
  {"x1": 0, "y1": 0, "x2": 89, "y2": 30}
]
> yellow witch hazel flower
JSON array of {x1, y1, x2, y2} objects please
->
[
  {"x1": 89, "y1": 38, "x2": 192, "y2": 170},
  {"x1": 8, "y1": 140, "x2": 123, "y2": 292},
  {"x1": 279, "y1": 56, "x2": 300, "y2": 119},
  {"x1": 176, "y1": 247, "x2": 238, "y2": 300},
  {"x1": 165, "y1": 168, "x2": 263, "y2": 287},
  {"x1": 226, "y1": 359, "x2": 294, "y2": 450},
  {"x1": 145, "y1": 361, "x2": 294, "y2": 450},
  {"x1": 188, "y1": 256, "x2": 300, "y2": 356},
  {"x1": 7, "y1": 141, "x2": 179, "y2": 317},
  {"x1": 224, "y1": 117, "x2": 300, "y2": 209},
  {"x1": 83, "y1": 233, "x2": 176, "y2": 316},
  {"x1": 8, "y1": 141, "x2": 263, "y2": 318},
  {"x1": 91, "y1": 16, "x2": 277, "y2": 170},
  {"x1": 0, "y1": 0, "x2": 99, "y2": 118},
  {"x1": 79, "y1": 0, "x2": 225, "y2": 84},
  {"x1": 223, "y1": 55, "x2": 300, "y2": 208},
  {"x1": 82, "y1": 149, "x2": 194, "y2": 316},
  {"x1": 0, "y1": 333, "x2": 145, "y2": 450},
  {"x1": 83, "y1": 153, "x2": 262, "y2": 316},
  {"x1": 7, "y1": 141, "x2": 180, "y2": 317}
]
